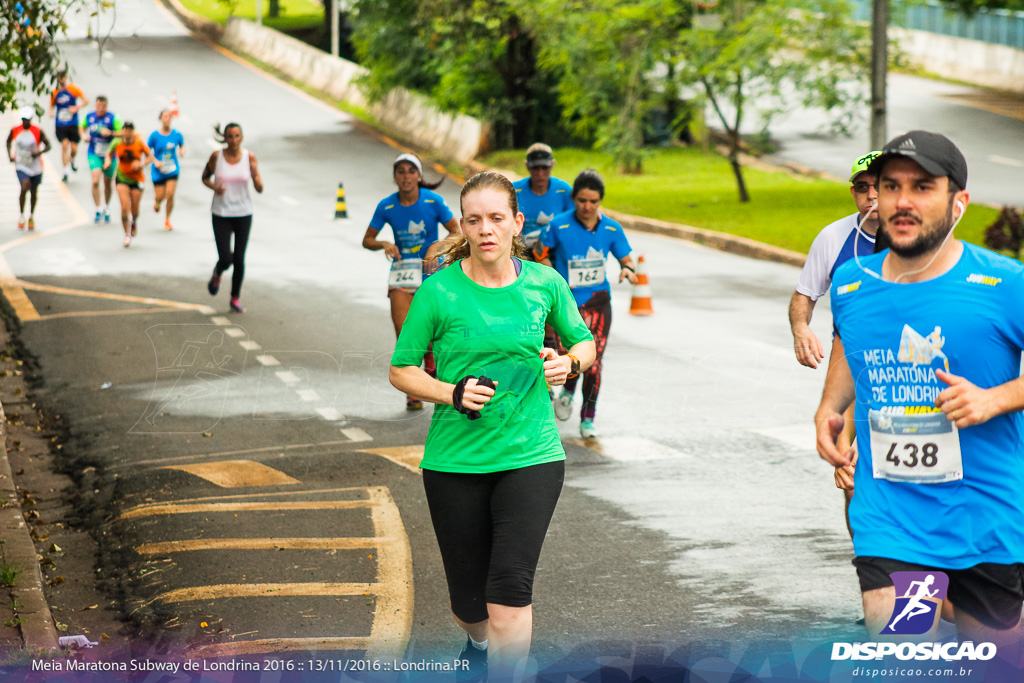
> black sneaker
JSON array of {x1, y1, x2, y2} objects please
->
[
  {"x1": 208, "y1": 271, "x2": 221, "y2": 296},
  {"x1": 456, "y1": 638, "x2": 487, "y2": 681}
]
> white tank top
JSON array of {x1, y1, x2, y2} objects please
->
[{"x1": 211, "y1": 149, "x2": 253, "y2": 217}]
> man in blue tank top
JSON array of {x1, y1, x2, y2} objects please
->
[{"x1": 816, "y1": 131, "x2": 1024, "y2": 648}]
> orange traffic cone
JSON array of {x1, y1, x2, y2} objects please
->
[
  {"x1": 170, "y1": 91, "x2": 179, "y2": 117},
  {"x1": 628, "y1": 255, "x2": 654, "y2": 315}
]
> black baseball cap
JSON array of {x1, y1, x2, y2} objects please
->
[
  {"x1": 867, "y1": 130, "x2": 967, "y2": 189},
  {"x1": 525, "y1": 143, "x2": 554, "y2": 169}
]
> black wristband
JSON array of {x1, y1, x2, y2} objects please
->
[{"x1": 452, "y1": 375, "x2": 495, "y2": 420}]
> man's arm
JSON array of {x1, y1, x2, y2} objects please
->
[
  {"x1": 815, "y1": 335, "x2": 856, "y2": 468},
  {"x1": 789, "y1": 291, "x2": 824, "y2": 369},
  {"x1": 37, "y1": 130, "x2": 51, "y2": 156},
  {"x1": 617, "y1": 255, "x2": 638, "y2": 284},
  {"x1": 935, "y1": 371, "x2": 1024, "y2": 428}
]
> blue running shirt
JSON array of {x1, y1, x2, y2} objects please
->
[
  {"x1": 148, "y1": 129, "x2": 185, "y2": 181},
  {"x1": 513, "y1": 177, "x2": 573, "y2": 249},
  {"x1": 832, "y1": 243, "x2": 1024, "y2": 568},
  {"x1": 539, "y1": 210, "x2": 632, "y2": 307},
  {"x1": 368, "y1": 189, "x2": 454, "y2": 261},
  {"x1": 80, "y1": 112, "x2": 122, "y2": 158}
]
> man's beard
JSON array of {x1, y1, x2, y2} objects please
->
[{"x1": 886, "y1": 202, "x2": 955, "y2": 259}]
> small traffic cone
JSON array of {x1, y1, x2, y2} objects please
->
[
  {"x1": 170, "y1": 91, "x2": 179, "y2": 117},
  {"x1": 628, "y1": 255, "x2": 654, "y2": 315},
  {"x1": 334, "y1": 182, "x2": 348, "y2": 219}
]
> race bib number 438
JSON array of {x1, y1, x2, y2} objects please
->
[{"x1": 869, "y1": 409, "x2": 963, "y2": 484}]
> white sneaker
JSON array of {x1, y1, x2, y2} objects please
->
[
  {"x1": 123, "y1": 234, "x2": 131, "y2": 248},
  {"x1": 580, "y1": 419, "x2": 598, "y2": 439},
  {"x1": 553, "y1": 390, "x2": 573, "y2": 421}
]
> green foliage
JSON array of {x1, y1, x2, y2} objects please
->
[
  {"x1": 177, "y1": 0, "x2": 324, "y2": 31},
  {"x1": 933, "y1": 0, "x2": 1024, "y2": 15},
  {"x1": 0, "y1": 561, "x2": 20, "y2": 588},
  {"x1": 482, "y1": 146, "x2": 1002, "y2": 256},
  {"x1": 350, "y1": 0, "x2": 552, "y2": 147},
  {"x1": 1, "y1": 0, "x2": 79, "y2": 112},
  {"x1": 679, "y1": 0, "x2": 871, "y2": 200},
  {"x1": 515, "y1": 0, "x2": 687, "y2": 173}
]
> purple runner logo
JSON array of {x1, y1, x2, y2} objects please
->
[{"x1": 881, "y1": 571, "x2": 949, "y2": 635}]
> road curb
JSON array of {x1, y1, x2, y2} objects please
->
[{"x1": 0, "y1": 397, "x2": 59, "y2": 652}]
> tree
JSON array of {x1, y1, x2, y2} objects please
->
[
  {"x1": 349, "y1": 0, "x2": 554, "y2": 149},
  {"x1": 515, "y1": 0, "x2": 688, "y2": 173},
  {"x1": 1, "y1": 0, "x2": 74, "y2": 112},
  {"x1": 678, "y1": 0, "x2": 871, "y2": 201}
]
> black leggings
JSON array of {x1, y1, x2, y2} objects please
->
[
  {"x1": 212, "y1": 214, "x2": 252, "y2": 298},
  {"x1": 562, "y1": 291, "x2": 612, "y2": 420},
  {"x1": 422, "y1": 460, "x2": 565, "y2": 624}
]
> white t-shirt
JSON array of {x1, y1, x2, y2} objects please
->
[
  {"x1": 796, "y1": 212, "x2": 876, "y2": 301},
  {"x1": 11, "y1": 125, "x2": 42, "y2": 176},
  {"x1": 210, "y1": 149, "x2": 253, "y2": 217}
]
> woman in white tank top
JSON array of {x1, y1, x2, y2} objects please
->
[{"x1": 201, "y1": 123, "x2": 263, "y2": 312}]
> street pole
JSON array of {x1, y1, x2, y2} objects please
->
[
  {"x1": 256, "y1": 0, "x2": 263, "y2": 25},
  {"x1": 330, "y1": 0, "x2": 339, "y2": 57},
  {"x1": 870, "y1": 0, "x2": 888, "y2": 149}
]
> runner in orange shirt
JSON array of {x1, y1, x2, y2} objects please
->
[{"x1": 104, "y1": 121, "x2": 155, "y2": 247}]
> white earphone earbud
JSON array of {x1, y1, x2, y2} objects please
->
[{"x1": 956, "y1": 200, "x2": 964, "y2": 216}]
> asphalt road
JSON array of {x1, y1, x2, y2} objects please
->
[
  {"x1": 764, "y1": 74, "x2": 1024, "y2": 207},
  {"x1": 10, "y1": 0, "x2": 1012, "y2": 677}
]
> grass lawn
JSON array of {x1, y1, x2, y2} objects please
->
[
  {"x1": 179, "y1": 0, "x2": 323, "y2": 31},
  {"x1": 482, "y1": 147, "x2": 1000, "y2": 256}
]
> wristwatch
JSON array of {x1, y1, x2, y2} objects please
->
[{"x1": 566, "y1": 353, "x2": 581, "y2": 379}]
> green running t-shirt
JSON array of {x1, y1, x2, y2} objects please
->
[{"x1": 391, "y1": 259, "x2": 593, "y2": 473}]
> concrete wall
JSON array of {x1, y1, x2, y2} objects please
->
[
  {"x1": 894, "y1": 27, "x2": 1024, "y2": 94},
  {"x1": 221, "y1": 18, "x2": 485, "y2": 163}
]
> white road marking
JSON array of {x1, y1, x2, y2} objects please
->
[
  {"x1": 238, "y1": 340, "x2": 261, "y2": 351},
  {"x1": 296, "y1": 389, "x2": 321, "y2": 402},
  {"x1": 210, "y1": 316, "x2": 231, "y2": 326},
  {"x1": 316, "y1": 407, "x2": 344, "y2": 421},
  {"x1": 224, "y1": 327, "x2": 245, "y2": 338},
  {"x1": 198, "y1": 305, "x2": 217, "y2": 315},
  {"x1": 341, "y1": 428, "x2": 373, "y2": 443},
  {"x1": 256, "y1": 355, "x2": 281, "y2": 367},
  {"x1": 988, "y1": 155, "x2": 1024, "y2": 168},
  {"x1": 275, "y1": 370, "x2": 301, "y2": 385}
]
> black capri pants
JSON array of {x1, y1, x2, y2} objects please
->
[{"x1": 422, "y1": 460, "x2": 565, "y2": 624}]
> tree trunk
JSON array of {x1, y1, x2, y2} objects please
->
[{"x1": 731, "y1": 73, "x2": 749, "y2": 203}]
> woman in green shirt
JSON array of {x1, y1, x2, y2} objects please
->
[{"x1": 389, "y1": 172, "x2": 596, "y2": 679}]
